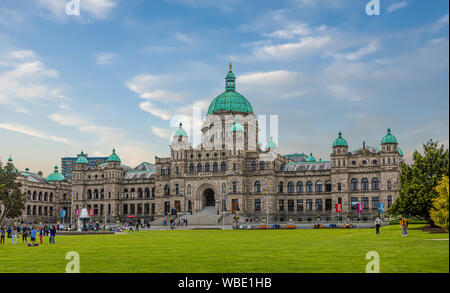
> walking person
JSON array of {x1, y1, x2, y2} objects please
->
[
  {"x1": 22, "y1": 227, "x2": 28, "y2": 243},
  {"x1": 7, "y1": 225, "x2": 11, "y2": 238},
  {"x1": 1, "y1": 227, "x2": 5, "y2": 244},
  {"x1": 11, "y1": 226, "x2": 18, "y2": 244},
  {"x1": 30, "y1": 226, "x2": 37, "y2": 244},
  {"x1": 39, "y1": 227, "x2": 44, "y2": 244},
  {"x1": 400, "y1": 217, "x2": 406, "y2": 237},
  {"x1": 49, "y1": 225, "x2": 56, "y2": 244},
  {"x1": 403, "y1": 217, "x2": 409, "y2": 236},
  {"x1": 374, "y1": 215, "x2": 382, "y2": 234}
]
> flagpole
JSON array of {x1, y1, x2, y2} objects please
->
[
  {"x1": 266, "y1": 185, "x2": 269, "y2": 230},
  {"x1": 104, "y1": 192, "x2": 107, "y2": 230}
]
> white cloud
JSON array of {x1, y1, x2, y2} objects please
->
[
  {"x1": 0, "y1": 122, "x2": 71, "y2": 144},
  {"x1": 253, "y1": 36, "x2": 331, "y2": 60},
  {"x1": 95, "y1": 52, "x2": 116, "y2": 65},
  {"x1": 387, "y1": 1, "x2": 408, "y2": 13},
  {"x1": 239, "y1": 70, "x2": 301, "y2": 86},
  {"x1": 175, "y1": 32, "x2": 194, "y2": 44},
  {"x1": 48, "y1": 113, "x2": 87, "y2": 126},
  {"x1": 139, "y1": 101, "x2": 172, "y2": 120},
  {"x1": 152, "y1": 126, "x2": 172, "y2": 138},
  {"x1": 343, "y1": 41, "x2": 380, "y2": 61},
  {"x1": 264, "y1": 23, "x2": 311, "y2": 39},
  {"x1": 0, "y1": 49, "x2": 64, "y2": 110}
]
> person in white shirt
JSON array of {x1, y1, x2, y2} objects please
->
[{"x1": 374, "y1": 216, "x2": 382, "y2": 234}]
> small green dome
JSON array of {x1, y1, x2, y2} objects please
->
[
  {"x1": 8, "y1": 156, "x2": 12, "y2": 162},
  {"x1": 75, "y1": 151, "x2": 88, "y2": 164},
  {"x1": 381, "y1": 128, "x2": 398, "y2": 144},
  {"x1": 333, "y1": 131, "x2": 348, "y2": 147},
  {"x1": 307, "y1": 153, "x2": 316, "y2": 162},
  {"x1": 231, "y1": 117, "x2": 244, "y2": 132},
  {"x1": 207, "y1": 66, "x2": 254, "y2": 115},
  {"x1": 46, "y1": 166, "x2": 65, "y2": 182},
  {"x1": 265, "y1": 137, "x2": 278, "y2": 150},
  {"x1": 107, "y1": 148, "x2": 121, "y2": 162},
  {"x1": 174, "y1": 123, "x2": 188, "y2": 137}
]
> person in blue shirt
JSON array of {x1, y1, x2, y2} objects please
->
[
  {"x1": 49, "y1": 226, "x2": 56, "y2": 244},
  {"x1": 30, "y1": 226, "x2": 37, "y2": 244}
]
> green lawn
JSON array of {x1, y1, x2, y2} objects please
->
[{"x1": 0, "y1": 224, "x2": 448, "y2": 273}]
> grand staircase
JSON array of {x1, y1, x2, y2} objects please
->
[{"x1": 180, "y1": 206, "x2": 222, "y2": 225}]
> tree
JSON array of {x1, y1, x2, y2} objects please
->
[
  {"x1": 431, "y1": 176, "x2": 449, "y2": 232},
  {"x1": 388, "y1": 140, "x2": 449, "y2": 223},
  {"x1": 0, "y1": 161, "x2": 26, "y2": 223}
]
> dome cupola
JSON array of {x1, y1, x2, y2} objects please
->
[
  {"x1": 107, "y1": 148, "x2": 121, "y2": 162},
  {"x1": 231, "y1": 117, "x2": 245, "y2": 132},
  {"x1": 174, "y1": 122, "x2": 188, "y2": 137},
  {"x1": 381, "y1": 128, "x2": 398, "y2": 144},
  {"x1": 207, "y1": 64, "x2": 254, "y2": 115},
  {"x1": 75, "y1": 151, "x2": 88, "y2": 164},
  {"x1": 333, "y1": 131, "x2": 348, "y2": 147},
  {"x1": 46, "y1": 166, "x2": 65, "y2": 182},
  {"x1": 307, "y1": 153, "x2": 316, "y2": 162},
  {"x1": 265, "y1": 137, "x2": 278, "y2": 150}
]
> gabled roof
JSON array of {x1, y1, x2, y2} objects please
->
[{"x1": 134, "y1": 162, "x2": 155, "y2": 172}]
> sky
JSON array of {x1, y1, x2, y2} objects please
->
[{"x1": 0, "y1": 0, "x2": 448, "y2": 176}]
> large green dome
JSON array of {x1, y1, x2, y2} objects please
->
[
  {"x1": 46, "y1": 166, "x2": 65, "y2": 182},
  {"x1": 207, "y1": 66, "x2": 253, "y2": 115},
  {"x1": 381, "y1": 128, "x2": 398, "y2": 144}
]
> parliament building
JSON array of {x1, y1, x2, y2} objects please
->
[{"x1": 2, "y1": 66, "x2": 403, "y2": 225}]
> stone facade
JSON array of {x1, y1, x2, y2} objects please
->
[{"x1": 2, "y1": 67, "x2": 402, "y2": 225}]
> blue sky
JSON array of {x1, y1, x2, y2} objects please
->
[{"x1": 0, "y1": 0, "x2": 448, "y2": 176}]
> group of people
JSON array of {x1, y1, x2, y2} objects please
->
[
  {"x1": 374, "y1": 215, "x2": 409, "y2": 236},
  {"x1": 162, "y1": 218, "x2": 188, "y2": 229},
  {"x1": 0, "y1": 225, "x2": 57, "y2": 246}
]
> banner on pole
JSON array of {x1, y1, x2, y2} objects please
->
[
  {"x1": 335, "y1": 203, "x2": 342, "y2": 214},
  {"x1": 88, "y1": 209, "x2": 93, "y2": 218},
  {"x1": 75, "y1": 209, "x2": 79, "y2": 218},
  {"x1": 61, "y1": 209, "x2": 66, "y2": 219},
  {"x1": 377, "y1": 202, "x2": 385, "y2": 213},
  {"x1": 357, "y1": 202, "x2": 363, "y2": 214}
]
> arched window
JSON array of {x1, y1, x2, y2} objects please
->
[
  {"x1": 205, "y1": 163, "x2": 210, "y2": 172},
  {"x1": 361, "y1": 178, "x2": 369, "y2": 190},
  {"x1": 372, "y1": 178, "x2": 380, "y2": 190},
  {"x1": 145, "y1": 187, "x2": 150, "y2": 198},
  {"x1": 130, "y1": 188, "x2": 135, "y2": 198},
  {"x1": 33, "y1": 191, "x2": 36, "y2": 200},
  {"x1": 251, "y1": 161, "x2": 256, "y2": 171},
  {"x1": 260, "y1": 161, "x2": 265, "y2": 170},
  {"x1": 164, "y1": 185, "x2": 170, "y2": 196},
  {"x1": 49, "y1": 193, "x2": 53, "y2": 202},
  {"x1": 278, "y1": 182, "x2": 284, "y2": 193},
  {"x1": 187, "y1": 184, "x2": 191, "y2": 195},
  {"x1": 189, "y1": 164, "x2": 194, "y2": 173},
  {"x1": 168, "y1": 167, "x2": 171, "y2": 176},
  {"x1": 87, "y1": 189, "x2": 92, "y2": 199},
  {"x1": 254, "y1": 181, "x2": 261, "y2": 193},
  {"x1": 123, "y1": 188, "x2": 129, "y2": 198},
  {"x1": 287, "y1": 182, "x2": 294, "y2": 193},
  {"x1": 297, "y1": 181, "x2": 303, "y2": 193},
  {"x1": 325, "y1": 180, "x2": 332, "y2": 192},
  {"x1": 94, "y1": 189, "x2": 99, "y2": 199},
  {"x1": 161, "y1": 166, "x2": 167, "y2": 175},
  {"x1": 351, "y1": 178, "x2": 358, "y2": 191},
  {"x1": 213, "y1": 162, "x2": 218, "y2": 172},
  {"x1": 151, "y1": 187, "x2": 155, "y2": 197},
  {"x1": 306, "y1": 181, "x2": 313, "y2": 193},
  {"x1": 44, "y1": 192, "x2": 48, "y2": 201},
  {"x1": 197, "y1": 163, "x2": 202, "y2": 172},
  {"x1": 221, "y1": 162, "x2": 227, "y2": 172},
  {"x1": 138, "y1": 188, "x2": 143, "y2": 198},
  {"x1": 315, "y1": 181, "x2": 323, "y2": 193}
]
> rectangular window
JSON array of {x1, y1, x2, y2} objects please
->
[
  {"x1": 306, "y1": 199, "x2": 312, "y2": 211},
  {"x1": 232, "y1": 181, "x2": 237, "y2": 193},
  {"x1": 351, "y1": 197, "x2": 358, "y2": 211},
  {"x1": 151, "y1": 203, "x2": 155, "y2": 214},
  {"x1": 233, "y1": 163, "x2": 237, "y2": 170},
  {"x1": 387, "y1": 181, "x2": 392, "y2": 190},
  {"x1": 297, "y1": 200, "x2": 304, "y2": 211},
  {"x1": 288, "y1": 200, "x2": 294, "y2": 212},
  {"x1": 316, "y1": 199, "x2": 323, "y2": 211},
  {"x1": 362, "y1": 197, "x2": 369, "y2": 210},
  {"x1": 175, "y1": 184, "x2": 179, "y2": 195},
  {"x1": 254, "y1": 199, "x2": 261, "y2": 212},
  {"x1": 278, "y1": 200, "x2": 284, "y2": 212},
  {"x1": 338, "y1": 183, "x2": 342, "y2": 191},
  {"x1": 325, "y1": 199, "x2": 332, "y2": 211},
  {"x1": 372, "y1": 197, "x2": 379, "y2": 211},
  {"x1": 387, "y1": 196, "x2": 392, "y2": 208}
]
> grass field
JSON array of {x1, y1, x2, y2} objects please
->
[{"x1": 0, "y1": 224, "x2": 448, "y2": 273}]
